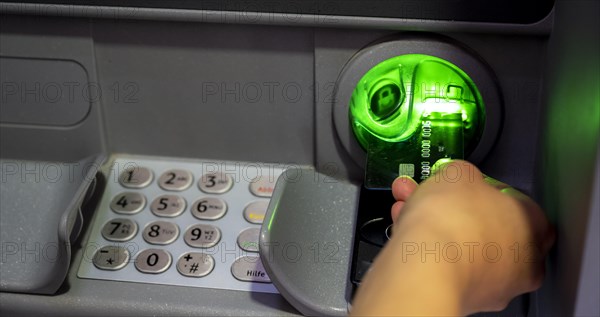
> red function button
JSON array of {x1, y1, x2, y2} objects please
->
[{"x1": 249, "y1": 175, "x2": 279, "y2": 197}]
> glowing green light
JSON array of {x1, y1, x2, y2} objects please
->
[
  {"x1": 350, "y1": 54, "x2": 487, "y2": 188},
  {"x1": 349, "y1": 54, "x2": 485, "y2": 155},
  {"x1": 267, "y1": 199, "x2": 280, "y2": 232}
]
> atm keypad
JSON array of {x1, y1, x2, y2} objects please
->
[{"x1": 78, "y1": 156, "x2": 281, "y2": 294}]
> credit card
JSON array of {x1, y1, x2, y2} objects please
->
[{"x1": 365, "y1": 111, "x2": 464, "y2": 189}]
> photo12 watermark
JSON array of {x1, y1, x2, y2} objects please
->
[
  {"x1": 399, "y1": 241, "x2": 544, "y2": 264},
  {"x1": 1, "y1": 161, "x2": 100, "y2": 184},
  {"x1": 1, "y1": 81, "x2": 140, "y2": 104}
]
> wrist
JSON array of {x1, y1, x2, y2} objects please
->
[{"x1": 388, "y1": 224, "x2": 475, "y2": 315}]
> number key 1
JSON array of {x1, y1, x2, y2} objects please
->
[{"x1": 119, "y1": 166, "x2": 153, "y2": 189}]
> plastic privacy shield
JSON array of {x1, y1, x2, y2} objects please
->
[
  {"x1": 349, "y1": 54, "x2": 485, "y2": 188},
  {"x1": 0, "y1": 155, "x2": 104, "y2": 294},
  {"x1": 260, "y1": 167, "x2": 360, "y2": 316}
]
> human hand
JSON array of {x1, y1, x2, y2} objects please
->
[{"x1": 351, "y1": 160, "x2": 555, "y2": 316}]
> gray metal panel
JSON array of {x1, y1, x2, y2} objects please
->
[
  {"x1": 0, "y1": 3, "x2": 554, "y2": 35},
  {"x1": 0, "y1": 57, "x2": 91, "y2": 126},
  {"x1": 0, "y1": 253, "x2": 299, "y2": 316},
  {"x1": 450, "y1": 32, "x2": 548, "y2": 194},
  {"x1": 0, "y1": 15, "x2": 304, "y2": 315},
  {"x1": 0, "y1": 15, "x2": 106, "y2": 162},
  {"x1": 313, "y1": 29, "x2": 391, "y2": 183},
  {"x1": 536, "y1": 0, "x2": 600, "y2": 315},
  {"x1": 260, "y1": 168, "x2": 361, "y2": 316},
  {"x1": 0, "y1": 154, "x2": 104, "y2": 294},
  {"x1": 92, "y1": 20, "x2": 314, "y2": 164},
  {"x1": 574, "y1": 152, "x2": 600, "y2": 316}
]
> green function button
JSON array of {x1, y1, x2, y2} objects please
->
[{"x1": 349, "y1": 54, "x2": 486, "y2": 188}]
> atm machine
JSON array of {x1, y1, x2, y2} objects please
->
[{"x1": 0, "y1": 0, "x2": 598, "y2": 316}]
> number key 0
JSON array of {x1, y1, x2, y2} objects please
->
[{"x1": 135, "y1": 249, "x2": 172, "y2": 274}]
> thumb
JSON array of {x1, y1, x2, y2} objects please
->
[{"x1": 391, "y1": 176, "x2": 418, "y2": 222}]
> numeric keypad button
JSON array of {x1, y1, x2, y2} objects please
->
[
  {"x1": 101, "y1": 218, "x2": 138, "y2": 242},
  {"x1": 110, "y1": 192, "x2": 146, "y2": 214},
  {"x1": 198, "y1": 173, "x2": 233, "y2": 194},
  {"x1": 150, "y1": 195, "x2": 186, "y2": 217},
  {"x1": 243, "y1": 201, "x2": 269, "y2": 224},
  {"x1": 93, "y1": 246, "x2": 130, "y2": 271},
  {"x1": 184, "y1": 224, "x2": 221, "y2": 248},
  {"x1": 135, "y1": 249, "x2": 172, "y2": 274},
  {"x1": 142, "y1": 221, "x2": 179, "y2": 245},
  {"x1": 177, "y1": 252, "x2": 214, "y2": 277},
  {"x1": 119, "y1": 166, "x2": 153, "y2": 189},
  {"x1": 191, "y1": 197, "x2": 227, "y2": 220},
  {"x1": 158, "y1": 169, "x2": 193, "y2": 191}
]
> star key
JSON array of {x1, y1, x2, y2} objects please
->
[{"x1": 93, "y1": 246, "x2": 129, "y2": 271}]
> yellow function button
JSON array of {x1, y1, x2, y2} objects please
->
[{"x1": 243, "y1": 201, "x2": 269, "y2": 224}]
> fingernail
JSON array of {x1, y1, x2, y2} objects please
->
[
  {"x1": 431, "y1": 158, "x2": 454, "y2": 175},
  {"x1": 396, "y1": 175, "x2": 417, "y2": 185}
]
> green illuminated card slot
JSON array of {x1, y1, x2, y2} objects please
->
[{"x1": 349, "y1": 54, "x2": 485, "y2": 189}]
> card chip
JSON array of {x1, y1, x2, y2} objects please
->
[{"x1": 398, "y1": 164, "x2": 415, "y2": 178}]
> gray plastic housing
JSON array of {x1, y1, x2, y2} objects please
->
[
  {"x1": 0, "y1": 154, "x2": 104, "y2": 294},
  {"x1": 0, "y1": 1, "x2": 598, "y2": 317},
  {"x1": 260, "y1": 168, "x2": 360, "y2": 316}
]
